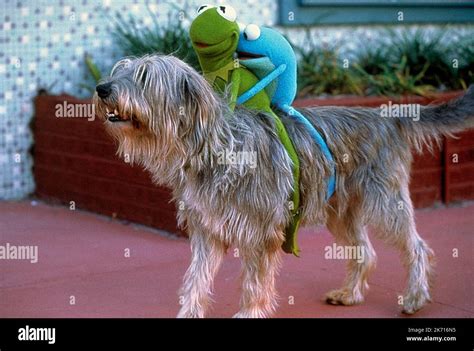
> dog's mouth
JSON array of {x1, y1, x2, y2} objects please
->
[
  {"x1": 105, "y1": 107, "x2": 130, "y2": 123},
  {"x1": 237, "y1": 51, "x2": 264, "y2": 61},
  {"x1": 104, "y1": 106, "x2": 141, "y2": 129}
]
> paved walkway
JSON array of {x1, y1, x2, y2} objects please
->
[{"x1": 0, "y1": 200, "x2": 472, "y2": 318}]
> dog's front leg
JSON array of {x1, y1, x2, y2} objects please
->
[
  {"x1": 177, "y1": 233, "x2": 225, "y2": 318},
  {"x1": 234, "y1": 244, "x2": 281, "y2": 318}
]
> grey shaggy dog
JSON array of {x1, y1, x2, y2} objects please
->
[{"x1": 93, "y1": 54, "x2": 474, "y2": 318}]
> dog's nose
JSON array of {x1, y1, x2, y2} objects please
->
[{"x1": 96, "y1": 82, "x2": 112, "y2": 99}]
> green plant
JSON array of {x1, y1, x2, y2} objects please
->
[
  {"x1": 79, "y1": 53, "x2": 103, "y2": 94},
  {"x1": 385, "y1": 29, "x2": 453, "y2": 89},
  {"x1": 84, "y1": 5, "x2": 474, "y2": 98},
  {"x1": 354, "y1": 55, "x2": 435, "y2": 97},
  {"x1": 450, "y1": 33, "x2": 474, "y2": 89},
  {"x1": 294, "y1": 31, "x2": 364, "y2": 96},
  {"x1": 293, "y1": 28, "x2": 468, "y2": 98},
  {"x1": 84, "y1": 54, "x2": 102, "y2": 83},
  {"x1": 111, "y1": 3, "x2": 200, "y2": 71}
]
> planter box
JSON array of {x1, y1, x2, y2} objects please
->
[{"x1": 33, "y1": 92, "x2": 474, "y2": 236}]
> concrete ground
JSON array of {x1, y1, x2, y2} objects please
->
[{"x1": 0, "y1": 200, "x2": 472, "y2": 318}]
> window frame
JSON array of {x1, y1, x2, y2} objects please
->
[{"x1": 279, "y1": 0, "x2": 474, "y2": 26}]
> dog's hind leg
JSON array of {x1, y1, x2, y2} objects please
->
[
  {"x1": 234, "y1": 241, "x2": 282, "y2": 318},
  {"x1": 177, "y1": 233, "x2": 226, "y2": 318},
  {"x1": 325, "y1": 203, "x2": 377, "y2": 306},
  {"x1": 375, "y1": 185, "x2": 435, "y2": 314}
]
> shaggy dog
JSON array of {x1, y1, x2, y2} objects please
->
[{"x1": 93, "y1": 54, "x2": 473, "y2": 318}]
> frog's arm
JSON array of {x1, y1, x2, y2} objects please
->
[
  {"x1": 237, "y1": 64, "x2": 286, "y2": 105},
  {"x1": 229, "y1": 68, "x2": 241, "y2": 111}
]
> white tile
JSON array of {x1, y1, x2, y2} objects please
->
[
  {"x1": 40, "y1": 48, "x2": 49, "y2": 57},
  {"x1": 52, "y1": 34, "x2": 60, "y2": 43},
  {"x1": 45, "y1": 6, "x2": 54, "y2": 16}
]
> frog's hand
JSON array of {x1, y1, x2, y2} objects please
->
[
  {"x1": 282, "y1": 104, "x2": 336, "y2": 199},
  {"x1": 237, "y1": 64, "x2": 286, "y2": 105},
  {"x1": 229, "y1": 69, "x2": 242, "y2": 111}
]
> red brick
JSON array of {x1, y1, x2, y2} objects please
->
[
  {"x1": 410, "y1": 168, "x2": 442, "y2": 189},
  {"x1": 410, "y1": 188, "x2": 442, "y2": 208}
]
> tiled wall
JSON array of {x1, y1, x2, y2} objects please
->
[
  {"x1": 0, "y1": 0, "x2": 279, "y2": 200},
  {"x1": 0, "y1": 0, "x2": 471, "y2": 200}
]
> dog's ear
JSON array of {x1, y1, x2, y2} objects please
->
[{"x1": 179, "y1": 70, "x2": 220, "y2": 161}]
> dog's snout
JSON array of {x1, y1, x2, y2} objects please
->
[{"x1": 96, "y1": 82, "x2": 112, "y2": 99}]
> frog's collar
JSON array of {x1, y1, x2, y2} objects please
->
[{"x1": 203, "y1": 61, "x2": 238, "y2": 85}]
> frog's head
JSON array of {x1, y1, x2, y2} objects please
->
[{"x1": 189, "y1": 4, "x2": 239, "y2": 59}]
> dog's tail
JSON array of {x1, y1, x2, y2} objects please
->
[{"x1": 400, "y1": 85, "x2": 474, "y2": 151}]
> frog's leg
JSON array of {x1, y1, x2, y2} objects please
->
[
  {"x1": 229, "y1": 69, "x2": 242, "y2": 111},
  {"x1": 267, "y1": 109, "x2": 301, "y2": 256}
]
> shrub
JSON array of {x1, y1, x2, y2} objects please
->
[{"x1": 111, "y1": 4, "x2": 200, "y2": 71}]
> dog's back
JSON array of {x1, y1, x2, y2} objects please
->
[
  {"x1": 285, "y1": 87, "x2": 474, "y2": 223},
  {"x1": 280, "y1": 87, "x2": 473, "y2": 314}
]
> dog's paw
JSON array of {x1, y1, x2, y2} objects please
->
[
  {"x1": 233, "y1": 308, "x2": 269, "y2": 318},
  {"x1": 176, "y1": 307, "x2": 204, "y2": 318},
  {"x1": 325, "y1": 289, "x2": 364, "y2": 306},
  {"x1": 402, "y1": 293, "x2": 431, "y2": 315}
]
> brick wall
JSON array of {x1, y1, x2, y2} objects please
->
[
  {"x1": 33, "y1": 92, "x2": 474, "y2": 236},
  {"x1": 444, "y1": 130, "x2": 474, "y2": 203},
  {"x1": 33, "y1": 94, "x2": 181, "y2": 235}
]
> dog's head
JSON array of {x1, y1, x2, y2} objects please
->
[{"x1": 93, "y1": 54, "x2": 222, "y2": 175}]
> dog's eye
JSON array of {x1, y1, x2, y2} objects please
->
[
  {"x1": 197, "y1": 4, "x2": 212, "y2": 14},
  {"x1": 217, "y1": 5, "x2": 236, "y2": 22},
  {"x1": 111, "y1": 58, "x2": 132, "y2": 76},
  {"x1": 243, "y1": 24, "x2": 261, "y2": 41}
]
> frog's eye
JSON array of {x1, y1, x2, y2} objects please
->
[
  {"x1": 217, "y1": 5, "x2": 236, "y2": 22},
  {"x1": 243, "y1": 24, "x2": 261, "y2": 41},
  {"x1": 197, "y1": 4, "x2": 213, "y2": 14}
]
